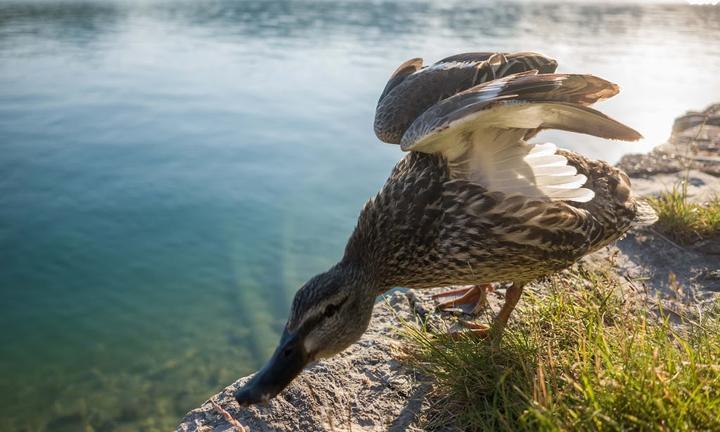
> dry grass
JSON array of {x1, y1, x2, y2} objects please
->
[
  {"x1": 210, "y1": 399, "x2": 247, "y2": 431},
  {"x1": 401, "y1": 266, "x2": 720, "y2": 431}
]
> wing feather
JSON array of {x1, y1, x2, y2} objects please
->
[
  {"x1": 399, "y1": 72, "x2": 641, "y2": 203},
  {"x1": 374, "y1": 52, "x2": 558, "y2": 144},
  {"x1": 378, "y1": 57, "x2": 423, "y2": 103}
]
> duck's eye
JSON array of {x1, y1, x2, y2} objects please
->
[{"x1": 323, "y1": 303, "x2": 340, "y2": 318}]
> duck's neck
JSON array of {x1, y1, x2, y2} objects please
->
[
  {"x1": 341, "y1": 195, "x2": 404, "y2": 294},
  {"x1": 342, "y1": 153, "x2": 446, "y2": 291},
  {"x1": 331, "y1": 260, "x2": 385, "y2": 300}
]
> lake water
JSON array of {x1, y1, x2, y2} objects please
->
[{"x1": 1, "y1": 0, "x2": 719, "y2": 430}]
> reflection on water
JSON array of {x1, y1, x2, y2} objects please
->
[{"x1": 1, "y1": 0, "x2": 719, "y2": 430}]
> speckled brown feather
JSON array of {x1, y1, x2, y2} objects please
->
[{"x1": 343, "y1": 151, "x2": 639, "y2": 289}]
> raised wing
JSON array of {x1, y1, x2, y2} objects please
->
[
  {"x1": 400, "y1": 72, "x2": 642, "y2": 203},
  {"x1": 374, "y1": 52, "x2": 558, "y2": 144},
  {"x1": 377, "y1": 57, "x2": 423, "y2": 103}
]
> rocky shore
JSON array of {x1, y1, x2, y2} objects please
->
[
  {"x1": 617, "y1": 103, "x2": 720, "y2": 179},
  {"x1": 177, "y1": 104, "x2": 720, "y2": 432}
]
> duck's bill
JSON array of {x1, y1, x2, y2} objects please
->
[{"x1": 234, "y1": 329, "x2": 309, "y2": 405}]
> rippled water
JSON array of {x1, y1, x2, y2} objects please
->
[{"x1": 1, "y1": 1, "x2": 719, "y2": 430}]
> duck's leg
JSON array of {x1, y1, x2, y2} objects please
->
[
  {"x1": 432, "y1": 284, "x2": 494, "y2": 314},
  {"x1": 456, "y1": 283, "x2": 526, "y2": 341},
  {"x1": 490, "y1": 283, "x2": 525, "y2": 338}
]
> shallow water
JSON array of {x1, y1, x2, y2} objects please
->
[{"x1": 1, "y1": 0, "x2": 719, "y2": 430}]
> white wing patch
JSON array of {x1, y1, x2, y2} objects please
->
[
  {"x1": 525, "y1": 143, "x2": 594, "y2": 201},
  {"x1": 396, "y1": 72, "x2": 639, "y2": 204},
  {"x1": 468, "y1": 136, "x2": 595, "y2": 203}
]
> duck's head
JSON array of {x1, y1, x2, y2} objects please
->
[{"x1": 234, "y1": 263, "x2": 377, "y2": 405}]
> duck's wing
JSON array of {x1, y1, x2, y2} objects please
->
[
  {"x1": 438, "y1": 51, "x2": 559, "y2": 75},
  {"x1": 378, "y1": 57, "x2": 423, "y2": 103},
  {"x1": 375, "y1": 52, "x2": 558, "y2": 144},
  {"x1": 400, "y1": 72, "x2": 641, "y2": 203}
]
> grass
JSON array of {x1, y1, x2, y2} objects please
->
[
  {"x1": 648, "y1": 181, "x2": 720, "y2": 245},
  {"x1": 400, "y1": 266, "x2": 720, "y2": 431}
]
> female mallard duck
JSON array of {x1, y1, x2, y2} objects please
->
[{"x1": 234, "y1": 52, "x2": 656, "y2": 405}]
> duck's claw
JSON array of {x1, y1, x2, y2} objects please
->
[
  {"x1": 433, "y1": 284, "x2": 494, "y2": 315},
  {"x1": 439, "y1": 320, "x2": 491, "y2": 341},
  {"x1": 460, "y1": 320, "x2": 492, "y2": 338}
]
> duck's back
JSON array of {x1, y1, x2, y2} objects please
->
[
  {"x1": 343, "y1": 52, "x2": 654, "y2": 289},
  {"x1": 345, "y1": 150, "x2": 647, "y2": 289}
]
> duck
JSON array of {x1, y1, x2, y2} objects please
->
[{"x1": 234, "y1": 51, "x2": 657, "y2": 405}]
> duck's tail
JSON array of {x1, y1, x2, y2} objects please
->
[{"x1": 633, "y1": 198, "x2": 659, "y2": 227}]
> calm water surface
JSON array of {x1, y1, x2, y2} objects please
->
[{"x1": 1, "y1": 0, "x2": 719, "y2": 430}]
